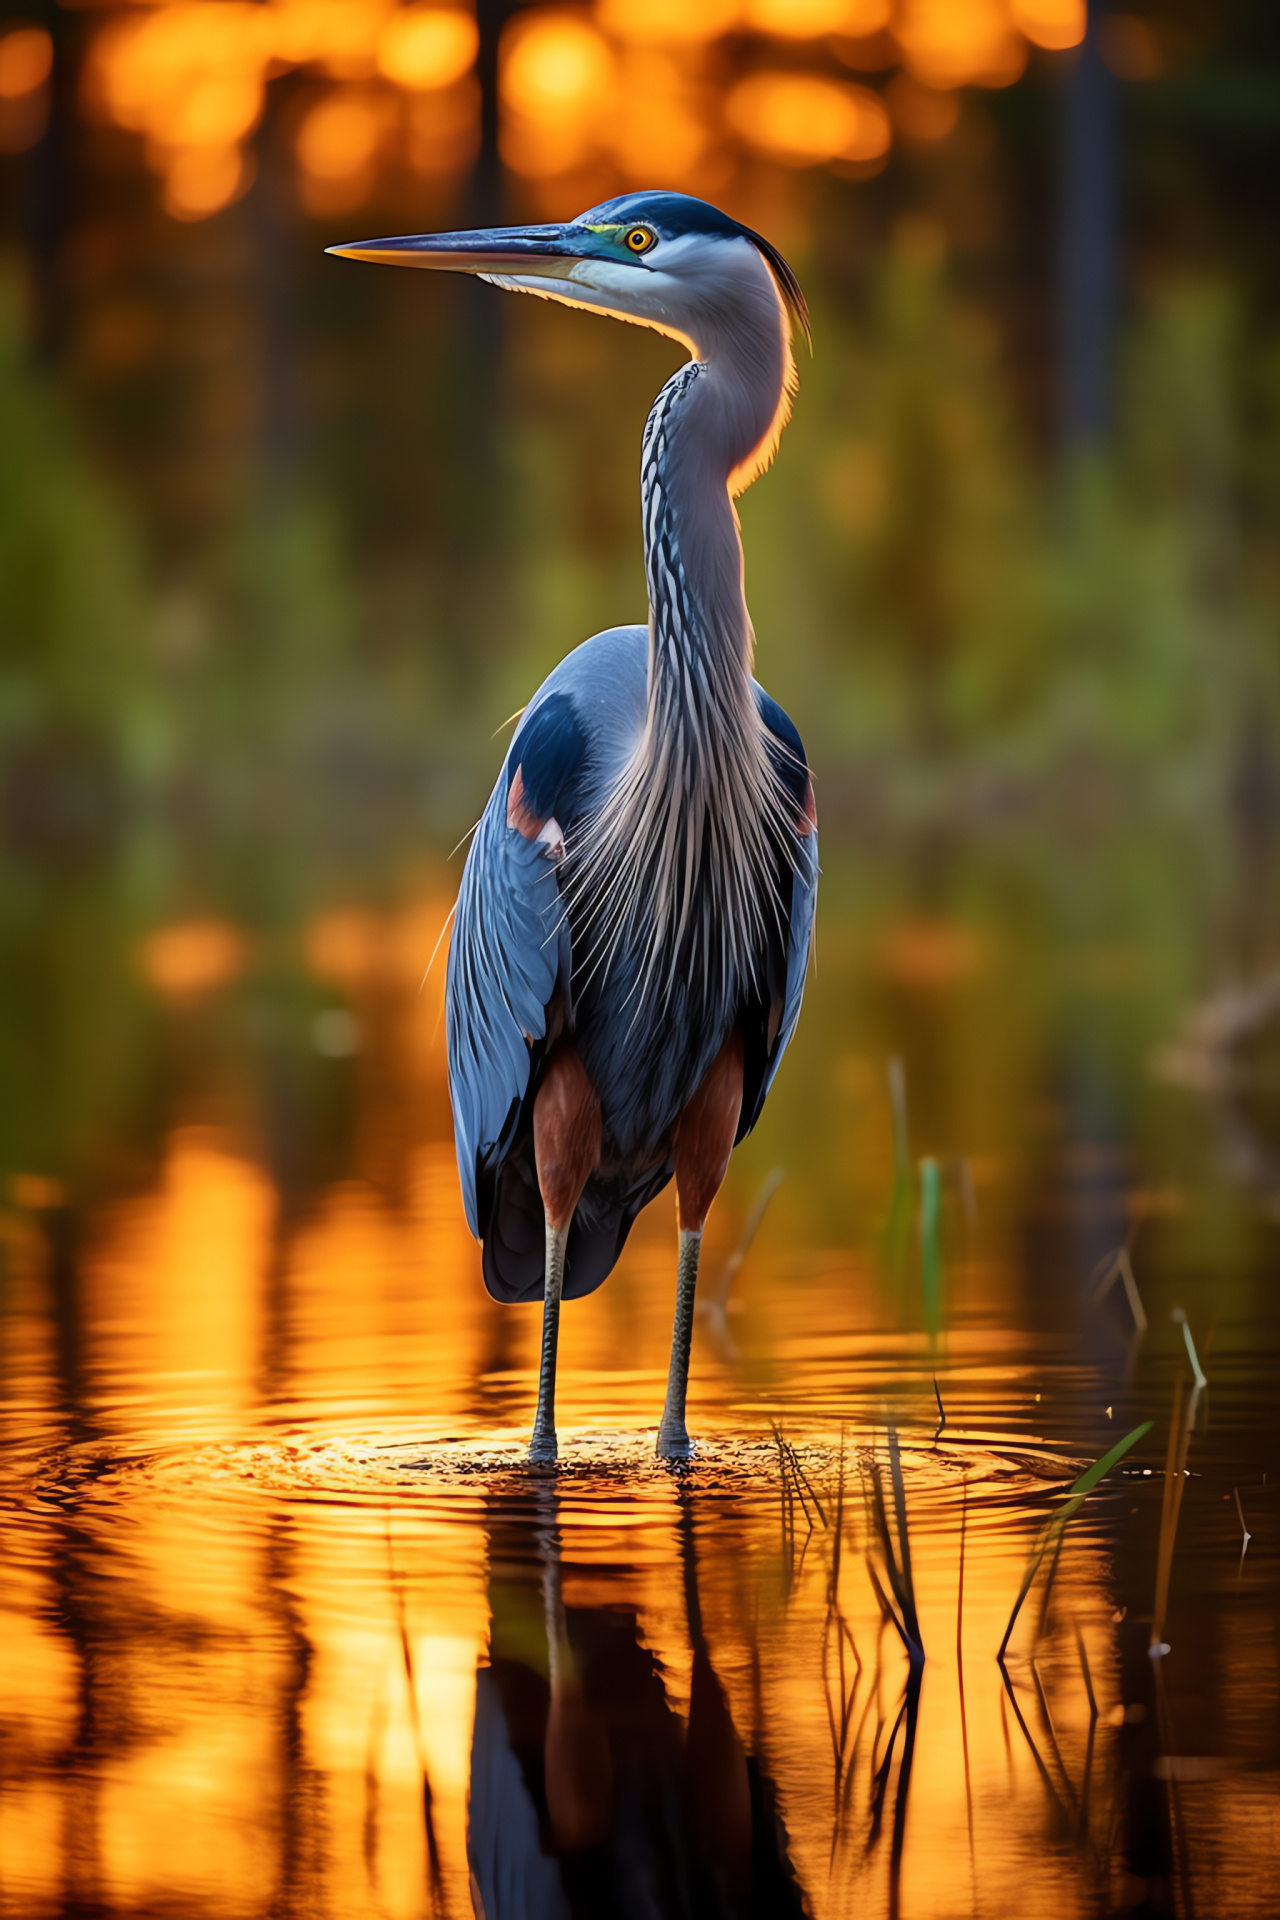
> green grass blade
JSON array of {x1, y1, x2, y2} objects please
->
[
  {"x1": 1057, "y1": 1420, "x2": 1154, "y2": 1514},
  {"x1": 998, "y1": 1421, "x2": 1152, "y2": 1660}
]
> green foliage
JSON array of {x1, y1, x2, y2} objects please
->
[
  {"x1": 0, "y1": 275, "x2": 161, "y2": 778},
  {"x1": 746, "y1": 229, "x2": 1280, "y2": 823}
]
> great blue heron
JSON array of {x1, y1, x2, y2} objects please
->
[{"x1": 329, "y1": 193, "x2": 817, "y2": 1462}]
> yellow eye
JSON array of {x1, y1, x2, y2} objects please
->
[{"x1": 625, "y1": 226, "x2": 655, "y2": 254}]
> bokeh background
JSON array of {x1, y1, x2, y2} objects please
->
[
  {"x1": 2, "y1": 0, "x2": 1279, "y2": 1239},
  {"x1": 4, "y1": 10, "x2": 1280, "y2": 1917}
]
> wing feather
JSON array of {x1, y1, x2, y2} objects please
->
[
  {"x1": 740, "y1": 684, "x2": 818, "y2": 1132},
  {"x1": 446, "y1": 796, "x2": 569, "y2": 1238}
]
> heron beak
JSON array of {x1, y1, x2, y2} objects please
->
[{"x1": 325, "y1": 223, "x2": 589, "y2": 276}]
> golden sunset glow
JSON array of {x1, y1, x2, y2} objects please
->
[
  {"x1": 726, "y1": 71, "x2": 891, "y2": 165},
  {"x1": 742, "y1": 0, "x2": 891, "y2": 37},
  {"x1": 895, "y1": 0, "x2": 1028, "y2": 89},
  {"x1": 3, "y1": 857, "x2": 1270, "y2": 1917},
  {"x1": 66, "y1": 0, "x2": 1097, "y2": 215},
  {"x1": 272, "y1": 0, "x2": 391, "y2": 74},
  {"x1": 376, "y1": 4, "x2": 479, "y2": 89},
  {"x1": 85, "y1": 1130, "x2": 275, "y2": 1432},
  {"x1": 1010, "y1": 0, "x2": 1087, "y2": 52},
  {"x1": 595, "y1": 0, "x2": 742, "y2": 45},
  {"x1": 87, "y1": 5, "x2": 269, "y2": 146},
  {"x1": 499, "y1": 10, "x2": 615, "y2": 178},
  {"x1": 0, "y1": 0, "x2": 1273, "y2": 1879},
  {"x1": 0, "y1": 1109, "x2": 1160, "y2": 1920}
]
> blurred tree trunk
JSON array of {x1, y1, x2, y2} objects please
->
[
  {"x1": 20, "y1": 0, "x2": 77, "y2": 360},
  {"x1": 1058, "y1": 7, "x2": 1116, "y2": 451}
]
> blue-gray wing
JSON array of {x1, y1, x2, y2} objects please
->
[
  {"x1": 760, "y1": 813, "x2": 818, "y2": 1109},
  {"x1": 446, "y1": 639, "x2": 643, "y2": 1243},
  {"x1": 446, "y1": 796, "x2": 569, "y2": 1240},
  {"x1": 740, "y1": 684, "x2": 818, "y2": 1135}
]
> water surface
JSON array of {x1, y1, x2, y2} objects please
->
[{"x1": 2, "y1": 859, "x2": 1277, "y2": 1918}]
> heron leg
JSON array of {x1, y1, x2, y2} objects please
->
[
  {"x1": 657, "y1": 1229, "x2": 703, "y2": 1459},
  {"x1": 529, "y1": 1220, "x2": 567, "y2": 1464},
  {"x1": 530, "y1": 1043, "x2": 602, "y2": 1466},
  {"x1": 658, "y1": 1032, "x2": 744, "y2": 1460}
]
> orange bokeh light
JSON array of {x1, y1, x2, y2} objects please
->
[
  {"x1": 894, "y1": 0, "x2": 1028, "y2": 89},
  {"x1": 499, "y1": 10, "x2": 615, "y2": 178},
  {"x1": 271, "y1": 0, "x2": 390, "y2": 76},
  {"x1": 377, "y1": 6, "x2": 478, "y2": 88},
  {"x1": 296, "y1": 88, "x2": 388, "y2": 177},
  {"x1": 90, "y1": 5, "x2": 270, "y2": 140},
  {"x1": 0, "y1": 26, "x2": 53, "y2": 99},
  {"x1": 501, "y1": 11, "x2": 614, "y2": 122},
  {"x1": 726, "y1": 70, "x2": 890, "y2": 165},
  {"x1": 77, "y1": 0, "x2": 1091, "y2": 216},
  {"x1": 1011, "y1": 0, "x2": 1086, "y2": 52},
  {"x1": 83, "y1": 0, "x2": 478, "y2": 216},
  {"x1": 743, "y1": 0, "x2": 889, "y2": 38},
  {"x1": 295, "y1": 87, "x2": 393, "y2": 208},
  {"x1": 609, "y1": 51, "x2": 709, "y2": 180},
  {"x1": 163, "y1": 142, "x2": 255, "y2": 219},
  {"x1": 594, "y1": 0, "x2": 741, "y2": 45},
  {"x1": 140, "y1": 919, "x2": 246, "y2": 998}
]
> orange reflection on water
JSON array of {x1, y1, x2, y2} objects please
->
[
  {"x1": 0, "y1": 1099, "x2": 1268, "y2": 1920},
  {"x1": 281, "y1": 1148, "x2": 487, "y2": 1426},
  {"x1": 2, "y1": 857, "x2": 1276, "y2": 1920},
  {"x1": 83, "y1": 1129, "x2": 275, "y2": 1434}
]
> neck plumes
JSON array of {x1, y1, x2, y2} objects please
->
[{"x1": 569, "y1": 266, "x2": 796, "y2": 1007}]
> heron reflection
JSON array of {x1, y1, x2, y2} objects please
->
[{"x1": 468, "y1": 1484, "x2": 804, "y2": 1919}]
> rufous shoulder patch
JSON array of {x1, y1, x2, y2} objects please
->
[
  {"x1": 798, "y1": 774, "x2": 817, "y2": 837},
  {"x1": 506, "y1": 764, "x2": 545, "y2": 839}
]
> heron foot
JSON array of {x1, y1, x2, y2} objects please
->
[
  {"x1": 528, "y1": 1424, "x2": 559, "y2": 1466},
  {"x1": 656, "y1": 1421, "x2": 695, "y2": 1462}
]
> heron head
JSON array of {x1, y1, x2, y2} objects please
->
[{"x1": 327, "y1": 190, "x2": 808, "y2": 365}]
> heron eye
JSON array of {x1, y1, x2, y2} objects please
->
[{"x1": 625, "y1": 226, "x2": 655, "y2": 254}]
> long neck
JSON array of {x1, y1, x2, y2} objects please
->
[
  {"x1": 565, "y1": 287, "x2": 793, "y2": 1011},
  {"x1": 640, "y1": 297, "x2": 790, "y2": 740}
]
